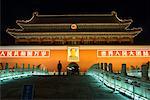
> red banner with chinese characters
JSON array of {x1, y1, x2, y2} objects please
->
[
  {"x1": 0, "y1": 50, "x2": 50, "y2": 58},
  {"x1": 97, "y1": 50, "x2": 150, "y2": 57}
]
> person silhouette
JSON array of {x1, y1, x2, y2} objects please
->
[{"x1": 57, "y1": 60, "x2": 62, "y2": 75}]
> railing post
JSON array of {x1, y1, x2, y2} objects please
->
[
  {"x1": 102, "y1": 69, "x2": 104, "y2": 86},
  {"x1": 141, "y1": 64, "x2": 149, "y2": 81},
  {"x1": 132, "y1": 81, "x2": 135, "y2": 100}
]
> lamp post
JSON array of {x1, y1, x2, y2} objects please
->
[
  {"x1": 15, "y1": 63, "x2": 18, "y2": 75},
  {"x1": 22, "y1": 63, "x2": 25, "y2": 74},
  {"x1": 114, "y1": 74, "x2": 116, "y2": 92},
  {"x1": 32, "y1": 65, "x2": 35, "y2": 74},
  {"x1": 102, "y1": 68, "x2": 104, "y2": 86},
  {"x1": 5, "y1": 63, "x2": 9, "y2": 73},
  {"x1": 132, "y1": 81, "x2": 135, "y2": 99},
  {"x1": 28, "y1": 64, "x2": 30, "y2": 71},
  {"x1": 113, "y1": 74, "x2": 119, "y2": 93}
]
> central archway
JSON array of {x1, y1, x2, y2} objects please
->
[{"x1": 67, "y1": 62, "x2": 80, "y2": 75}]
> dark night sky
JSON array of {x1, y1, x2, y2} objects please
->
[{"x1": 1, "y1": 0, "x2": 150, "y2": 45}]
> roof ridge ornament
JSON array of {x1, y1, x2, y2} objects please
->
[
  {"x1": 111, "y1": 11, "x2": 133, "y2": 25},
  {"x1": 111, "y1": 11, "x2": 117, "y2": 16},
  {"x1": 33, "y1": 11, "x2": 39, "y2": 16}
]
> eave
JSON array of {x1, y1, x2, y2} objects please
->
[
  {"x1": 16, "y1": 22, "x2": 132, "y2": 32},
  {"x1": 7, "y1": 30, "x2": 141, "y2": 39}
]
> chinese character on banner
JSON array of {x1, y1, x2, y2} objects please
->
[
  {"x1": 0, "y1": 50, "x2": 50, "y2": 58},
  {"x1": 97, "y1": 50, "x2": 150, "y2": 57}
]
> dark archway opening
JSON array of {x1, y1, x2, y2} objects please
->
[{"x1": 67, "y1": 62, "x2": 80, "y2": 75}]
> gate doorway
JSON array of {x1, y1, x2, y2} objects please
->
[{"x1": 67, "y1": 62, "x2": 80, "y2": 75}]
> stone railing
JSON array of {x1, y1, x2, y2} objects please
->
[
  {"x1": 0, "y1": 65, "x2": 49, "y2": 83},
  {"x1": 86, "y1": 63, "x2": 150, "y2": 100}
]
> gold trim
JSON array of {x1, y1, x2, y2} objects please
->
[
  {"x1": 19, "y1": 23, "x2": 130, "y2": 26},
  {"x1": 9, "y1": 31, "x2": 141, "y2": 35},
  {"x1": 0, "y1": 45, "x2": 150, "y2": 50}
]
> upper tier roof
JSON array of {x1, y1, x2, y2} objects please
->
[
  {"x1": 16, "y1": 11, "x2": 132, "y2": 24},
  {"x1": 6, "y1": 11, "x2": 142, "y2": 38}
]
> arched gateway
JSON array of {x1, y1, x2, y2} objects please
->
[{"x1": 67, "y1": 62, "x2": 80, "y2": 75}]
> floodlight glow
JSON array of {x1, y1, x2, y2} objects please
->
[
  {"x1": 0, "y1": 69, "x2": 49, "y2": 84},
  {"x1": 86, "y1": 68, "x2": 149, "y2": 100}
]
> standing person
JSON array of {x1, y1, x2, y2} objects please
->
[{"x1": 57, "y1": 61, "x2": 62, "y2": 75}]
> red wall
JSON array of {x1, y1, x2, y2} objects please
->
[{"x1": 1, "y1": 49, "x2": 150, "y2": 72}]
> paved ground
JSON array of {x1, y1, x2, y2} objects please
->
[{"x1": 1, "y1": 75, "x2": 129, "y2": 100}]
